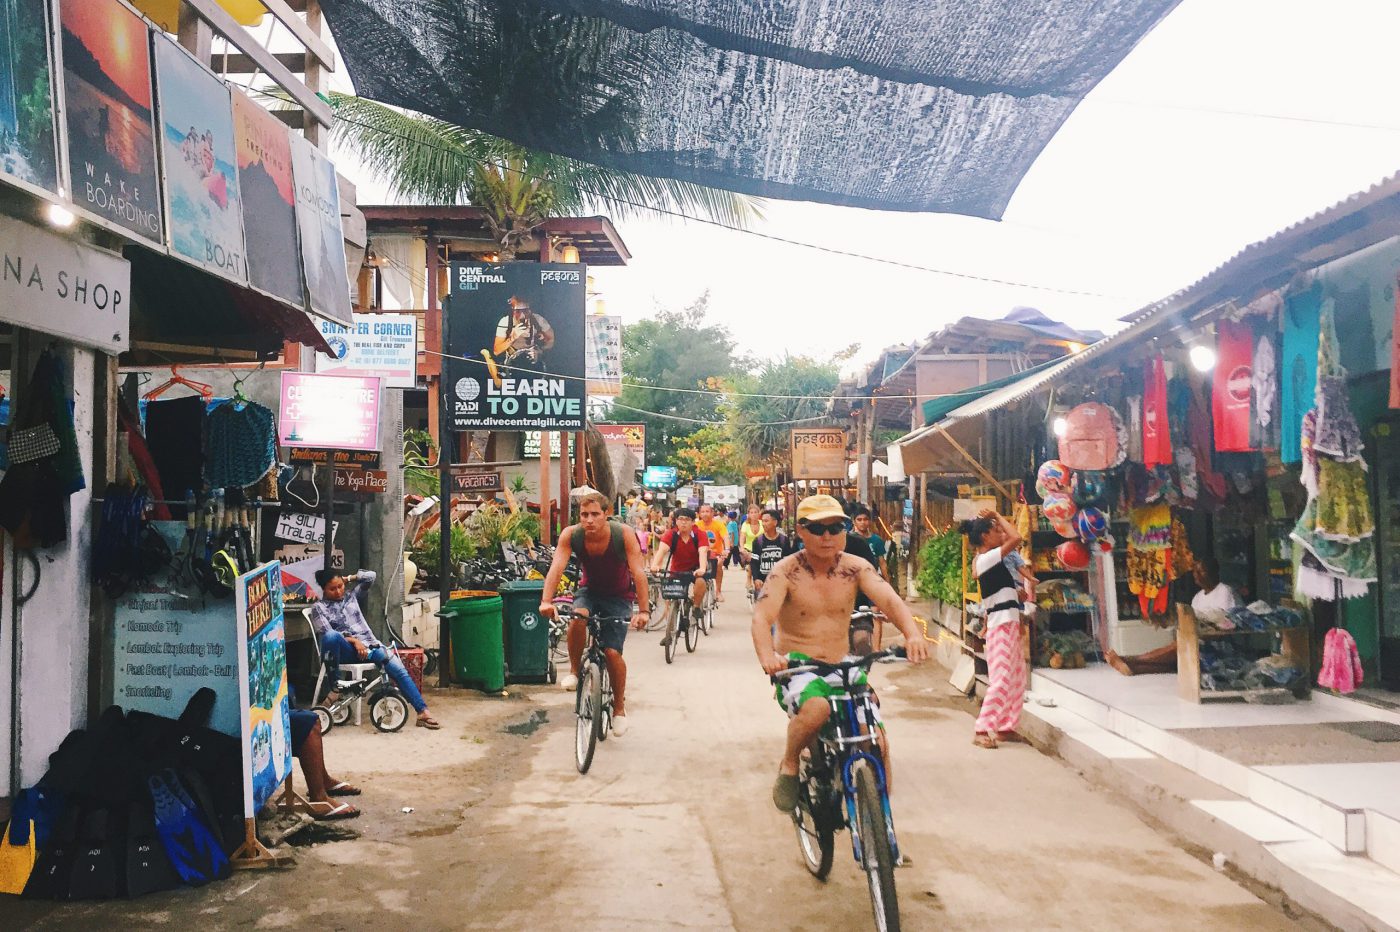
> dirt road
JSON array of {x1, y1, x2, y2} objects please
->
[{"x1": 13, "y1": 597, "x2": 1303, "y2": 930}]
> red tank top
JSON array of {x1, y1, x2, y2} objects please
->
[{"x1": 572, "y1": 524, "x2": 633, "y2": 597}]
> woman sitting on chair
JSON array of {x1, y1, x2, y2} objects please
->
[{"x1": 312, "y1": 569, "x2": 441, "y2": 729}]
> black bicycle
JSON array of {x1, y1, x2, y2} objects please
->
[
  {"x1": 773, "y1": 647, "x2": 906, "y2": 932},
  {"x1": 658, "y1": 572, "x2": 700, "y2": 663},
  {"x1": 559, "y1": 605, "x2": 629, "y2": 774}
]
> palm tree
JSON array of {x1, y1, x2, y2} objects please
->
[{"x1": 329, "y1": 93, "x2": 763, "y2": 257}]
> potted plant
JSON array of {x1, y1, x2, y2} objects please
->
[{"x1": 413, "y1": 524, "x2": 476, "y2": 587}]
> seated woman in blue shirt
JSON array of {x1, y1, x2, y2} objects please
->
[{"x1": 312, "y1": 569, "x2": 441, "y2": 729}]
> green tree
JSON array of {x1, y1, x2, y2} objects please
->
[
  {"x1": 673, "y1": 424, "x2": 745, "y2": 484},
  {"x1": 615, "y1": 293, "x2": 744, "y2": 465},
  {"x1": 330, "y1": 94, "x2": 763, "y2": 257},
  {"x1": 726, "y1": 353, "x2": 845, "y2": 467}
]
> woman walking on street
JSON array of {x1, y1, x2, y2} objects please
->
[{"x1": 961, "y1": 509, "x2": 1027, "y2": 749}]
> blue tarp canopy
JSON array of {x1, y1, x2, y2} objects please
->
[{"x1": 320, "y1": 0, "x2": 1182, "y2": 217}]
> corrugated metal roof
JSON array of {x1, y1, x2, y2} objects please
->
[{"x1": 895, "y1": 168, "x2": 1400, "y2": 453}]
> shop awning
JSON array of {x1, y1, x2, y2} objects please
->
[
  {"x1": 320, "y1": 0, "x2": 1183, "y2": 217},
  {"x1": 919, "y1": 357, "x2": 1062, "y2": 426},
  {"x1": 125, "y1": 250, "x2": 331, "y2": 362}
]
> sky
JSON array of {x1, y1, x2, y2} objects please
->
[{"x1": 320, "y1": 0, "x2": 1400, "y2": 376}]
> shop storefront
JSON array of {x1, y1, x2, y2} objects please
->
[{"x1": 896, "y1": 172, "x2": 1400, "y2": 710}]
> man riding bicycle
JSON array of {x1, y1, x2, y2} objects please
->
[
  {"x1": 746, "y1": 508, "x2": 792, "y2": 600},
  {"x1": 752, "y1": 495, "x2": 927, "y2": 813},
  {"x1": 540, "y1": 491, "x2": 650, "y2": 737},
  {"x1": 649, "y1": 507, "x2": 710, "y2": 647},
  {"x1": 695, "y1": 503, "x2": 730, "y2": 602}
]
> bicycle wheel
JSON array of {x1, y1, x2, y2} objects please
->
[
  {"x1": 370, "y1": 690, "x2": 410, "y2": 733},
  {"x1": 598, "y1": 667, "x2": 613, "y2": 742},
  {"x1": 575, "y1": 663, "x2": 602, "y2": 773},
  {"x1": 312, "y1": 705, "x2": 333, "y2": 736},
  {"x1": 685, "y1": 609, "x2": 700, "y2": 652},
  {"x1": 664, "y1": 602, "x2": 679, "y2": 664},
  {"x1": 793, "y1": 759, "x2": 835, "y2": 880},
  {"x1": 853, "y1": 761, "x2": 900, "y2": 932},
  {"x1": 330, "y1": 700, "x2": 352, "y2": 727}
]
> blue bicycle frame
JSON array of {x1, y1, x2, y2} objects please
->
[{"x1": 824, "y1": 674, "x2": 901, "y2": 866}]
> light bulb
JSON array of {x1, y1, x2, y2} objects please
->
[
  {"x1": 1053, "y1": 416, "x2": 1068, "y2": 437},
  {"x1": 560, "y1": 244, "x2": 580, "y2": 264},
  {"x1": 1190, "y1": 345, "x2": 1217, "y2": 372},
  {"x1": 46, "y1": 203, "x2": 75, "y2": 228}
]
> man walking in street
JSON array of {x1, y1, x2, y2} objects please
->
[
  {"x1": 752, "y1": 495, "x2": 927, "y2": 812},
  {"x1": 540, "y1": 491, "x2": 650, "y2": 737}
]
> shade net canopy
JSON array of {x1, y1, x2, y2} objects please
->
[{"x1": 320, "y1": 0, "x2": 1181, "y2": 217}]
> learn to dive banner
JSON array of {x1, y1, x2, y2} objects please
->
[
  {"x1": 59, "y1": 0, "x2": 162, "y2": 243},
  {"x1": 445, "y1": 262, "x2": 586, "y2": 431},
  {"x1": 235, "y1": 560, "x2": 292, "y2": 818}
]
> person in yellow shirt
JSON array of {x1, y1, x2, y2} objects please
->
[
  {"x1": 695, "y1": 502, "x2": 730, "y2": 601},
  {"x1": 738, "y1": 504, "x2": 762, "y2": 597}
]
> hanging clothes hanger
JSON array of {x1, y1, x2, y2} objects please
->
[{"x1": 143, "y1": 365, "x2": 213, "y2": 403}]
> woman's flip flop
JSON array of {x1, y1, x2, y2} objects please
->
[
  {"x1": 309, "y1": 801, "x2": 360, "y2": 821},
  {"x1": 327, "y1": 782, "x2": 361, "y2": 797}
]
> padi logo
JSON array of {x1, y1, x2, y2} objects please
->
[
  {"x1": 454, "y1": 377, "x2": 481, "y2": 401},
  {"x1": 541, "y1": 270, "x2": 581, "y2": 284}
]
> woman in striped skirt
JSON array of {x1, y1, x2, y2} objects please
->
[{"x1": 961, "y1": 509, "x2": 1026, "y2": 750}]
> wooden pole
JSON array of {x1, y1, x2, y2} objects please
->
[
  {"x1": 560, "y1": 431, "x2": 572, "y2": 532},
  {"x1": 539, "y1": 433, "x2": 552, "y2": 546}
]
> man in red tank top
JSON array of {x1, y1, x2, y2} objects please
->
[{"x1": 540, "y1": 491, "x2": 650, "y2": 737}]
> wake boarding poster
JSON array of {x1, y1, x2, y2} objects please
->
[{"x1": 235, "y1": 560, "x2": 292, "y2": 816}]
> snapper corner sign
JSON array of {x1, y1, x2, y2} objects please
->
[{"x1": 0, "y1": 215, "x2": 129, "y2": 352}]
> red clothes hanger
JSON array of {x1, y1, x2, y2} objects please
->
[{"x1": 143, "y1": 365, "x2": 213, "y2": 403}]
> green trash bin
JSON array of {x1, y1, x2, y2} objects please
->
[
  {"x1": 445, "y1": 593, "x2": 505, "y2": 692},
  {"x1": 499, "y1": 580, "x2": 550, "y2": 683}
]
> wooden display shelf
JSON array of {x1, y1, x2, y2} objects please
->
[{"x1": 1176, "y1": 604, "x2": 1310, "y2": 703}]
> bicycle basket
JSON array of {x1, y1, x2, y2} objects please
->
[{"x1": 661, "y1": 577, "x2": 690, "y2": 600}]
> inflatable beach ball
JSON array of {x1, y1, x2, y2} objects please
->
[
  {"x1": 1056, "y1": 540, "x2": 1092, "y2": 571},
  {"x1": 1072, "y1": 471, "x2": 1106, "y2": 506},
  {"x1": 1037, "y1": 460, "x2": 1072, "y2": 495},
  {"x1": 1052, "y1": 520, "x2": 1079, "y2": 539},
  {"x1": 1041, "y1": 492, "x2": 1077, "y2": 523},
  {"x1": 1075, "y1": 506, "x2": 1108, "y2": 542}
]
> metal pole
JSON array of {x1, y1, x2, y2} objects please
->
[
  {"x1": 323, "y1": 461, "x2": 335, "y2": 576},
  {"x1": 437, "y1": 293, "x2": 455, "y2": 688}
]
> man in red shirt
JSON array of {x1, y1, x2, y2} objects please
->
[{"x1": 649, "y1": 507, "x2": 711, "y2": 644}]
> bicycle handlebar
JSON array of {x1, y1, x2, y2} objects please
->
[{"x1": 770, "y1": 646, "x2": 906, "y2": 682}]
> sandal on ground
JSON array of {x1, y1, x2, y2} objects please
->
[
  {"x1": 327, "y1": 781, "x2": 361, "y2": 797},
  {"x1": 996, "y1": 731, "x2": 1028, "y2": 744},
  {"x1": 772, "y1": 772, "x2": 800, "y2": 812},
  {"x1": 308, "y1": 800, "x2": 360, "y2": 821},
  {"x1": 416, "y1": 714, "x2": 442, "y2": 730},
  {"x1": 972, "y1": 733, "x2": 998, "y2": 750}
]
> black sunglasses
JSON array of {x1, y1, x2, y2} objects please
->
[{"x1": 799, "y1": 519, "x2": 850, "y2": 536}]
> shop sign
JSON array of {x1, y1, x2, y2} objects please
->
[
  {"x1": 790, "y1": 428, "x2": 847, "y2": 480},
  {"x1": 745, "y1": 468, "x2": 769, "y2": 480},
  {"x1": 288, "y1": 130, "x2": 352, "y2": 327},
  {"x1": 451, "y1": 469, "x2": 502, "y2": 493},
  {"x1": 0, "y1": 214, "x2": 130, "y2": 352},
  {"x1": 706, "y1": 484, "x2": 742, "y2": 506},
  {"x1": 332, "y1": 468, "x2": 388, "y2": 494},
  {"x1": 643, "y1": 465, "x2": 678, "y2": 488},
  {"x1": 111, "y1": 521, "x2": 241, "y2": 737},
  {"x1": 445, "y1": 262, "x2": 586, "y2": 431},
  {"x1": 595, "y1": 422, "x2": 645, "y2": 466},
  {"x1": 234, "y1": 561, "x2": 292, "y2": 817},
  {"x1": 585, "y1": 314, "x2": 622, "y2": 396},
  {"x1": 287, "y1": 447, "x2": 381, "y2": 468},
  {"x1": 0, "y1": 0, "x2": 59, "y2": 197},
  {"x1": 231, "y1": 90, "x2": 304, "y2": 307},
  {"x1": 278, "y1": 371, "x2": 381, "y2": 452},
  {"x1": 273, "y1": 511, "x2": 337, "y2": 545},
  {"x1": 153, "y1": 36, "x2": 247, "y2": 285},
  {"x1": 314, "y1": 312, "x2": 417, "y2": 388},
  {"x1": 59, "y1": 0, "x2": 163, "y2": 243}
]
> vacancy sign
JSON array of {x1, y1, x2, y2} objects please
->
[{"x1": 278, "y1": 372, "x2": 382, "y2": 452}]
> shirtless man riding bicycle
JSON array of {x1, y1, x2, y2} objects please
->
[{"x1": 752, "y1": 495, "x2": 928, "y2": 812}]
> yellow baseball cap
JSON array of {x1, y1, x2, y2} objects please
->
[{"x1": 797, "y1": 494, "x2": 847, "y2": 524}]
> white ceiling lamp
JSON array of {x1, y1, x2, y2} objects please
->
[
  {"x1": 560, "y1": 243, "x2": 580, "y2": 264},
  {"x1": 46, "y1": 203, "x2": 75, "y2": 228},
  {"x1": 1189, "y1": 344, "x2": 1217, "y2": 372},
  {"x1": 1052, "y1": 416, "x2": 1068, "y2": 437}
]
